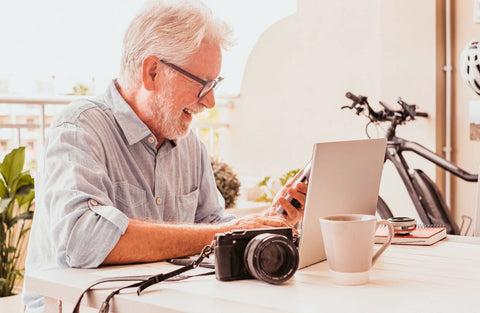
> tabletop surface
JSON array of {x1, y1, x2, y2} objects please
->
[{"x1": 25, "y1": 236, "x2": 480, "y2": 313}]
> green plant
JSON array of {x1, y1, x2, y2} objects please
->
[
  {"x1": 210, "y1": 158, "x2": 241, "y2": 209},
  {"x1": 255, "y1": 168, "x2": 300, "y2": 202},
  {"x1": 71, "y1": 83, "x2": 90, "y2": 95},
  {"x1": 0, "y1": 147, "x2": 35, "y2": 297},
  {"x1": 279, "y1": 169, "x2": 301, "y2": 186}
]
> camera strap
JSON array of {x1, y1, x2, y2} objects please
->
[{"x1": 72, "y1": 241, "x2": 216, "y2": 313}]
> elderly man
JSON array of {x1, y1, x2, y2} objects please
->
[{"x1": 24, "y1": 0, "x2": 306, "y2": 311}]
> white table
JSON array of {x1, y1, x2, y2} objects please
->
[{"x1": 25, "y1": 236, "x2": 480, "y2": 313}]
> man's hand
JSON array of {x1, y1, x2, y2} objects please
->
[
  {"x1": 265, "y1": 181, "x2": 308, "y2": 225},
  {"x1": 225, "y1": 214, "x2": 298, "y2": 234}
]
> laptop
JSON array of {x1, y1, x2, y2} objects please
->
[{"x1": 297, "y1": 138, "x2": 387, "y2": 269}]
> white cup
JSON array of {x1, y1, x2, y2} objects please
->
[{"x1": 319, "y1": 214, "x2": 394, "y2": 285}]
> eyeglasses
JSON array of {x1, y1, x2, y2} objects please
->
[{"x1": 159, "y1": 59, "x2": 223, "y2": 98}]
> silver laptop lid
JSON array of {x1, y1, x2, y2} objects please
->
[{"x1": 298, "y1": 138, "x2": 387, "y2": 269}]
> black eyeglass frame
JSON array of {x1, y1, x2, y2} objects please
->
[{"x1": 159, "y1": 59, "x2": 223, "y2": 98}]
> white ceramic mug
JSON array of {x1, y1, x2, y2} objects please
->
[{"x1": 319, "y1": 214, "x2": 394, "y2": 285}]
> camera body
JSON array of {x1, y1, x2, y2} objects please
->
[{"x1": 214, "y1": 227, "x2": 299, "y2": 284}]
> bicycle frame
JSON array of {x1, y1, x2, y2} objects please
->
[
  {"x1": 343, "y1": 91, "x2": 479, "y2": 234},
  {"x1": 385, "y1": 134, "x2": 478, "y2": 229}
]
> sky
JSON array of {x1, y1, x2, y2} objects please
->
[{"x1": 0, "y1": 0, "x2": 296, "y2": 95}]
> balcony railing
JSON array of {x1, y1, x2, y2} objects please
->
[{"x1": 0, "y1": 94, "x2": 234, "y2": 165}]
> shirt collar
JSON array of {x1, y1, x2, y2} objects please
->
[
  {"x1": 101, "y1": 80, "x2": 151, "y2": 146},
  {"x1": 102, "y1": 80, "x2": 178, "y2": 149}
]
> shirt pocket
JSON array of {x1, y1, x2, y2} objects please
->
[
  {"x1": 175, "y1": 187, "x2": 199, "y2": 223},
  {"x1": 114, "y1": 181, "x2": 147, "y2": 217}
]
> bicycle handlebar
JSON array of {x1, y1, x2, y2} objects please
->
[
  {"x1": 343, "y1": 91, "x2": 428, "y2": 124},
  {"x1": 415, "y1": 111, "x2": 429, "y2": 118},
  {"x1": 345, "y1": 91, "x2": 364, "y2": 104}
]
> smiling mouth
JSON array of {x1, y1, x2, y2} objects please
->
[{"x1": 183, "y1": 107, "x2": 203, "y2": 116}]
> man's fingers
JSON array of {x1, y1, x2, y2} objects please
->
[
  {"x1": 232, "y1": 215, "x2": 298, "y2": 234},
  {"x1": 295, "y1": 182, "x2": 308, "y2": 194},
  {"x1": 287, "y1": 189, "x2": 306, "y2": 206},
  {"x1": 277, "y1": 197, "x2": 303, "y2": 223},
  {"x1": 261, "y1": 215, "x2": 298, "y2": 234}
]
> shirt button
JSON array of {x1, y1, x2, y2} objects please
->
[
  {"x1": 90, "y1": 199, "x2": 98, "y2": 206},
  {"x1": 156, "y1": 197, "x2": 162, "y2": 205},
  {"x1": 148, "y1": 136, "x2": 155, "y2": 144}
]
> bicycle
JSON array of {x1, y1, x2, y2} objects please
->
[{"x1": 342, "y1": 92, "x2": 478, "y2": 235}]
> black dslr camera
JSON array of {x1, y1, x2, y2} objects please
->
[{"x1": 214, "y1": 227, "x2": 299, "y2": 284}]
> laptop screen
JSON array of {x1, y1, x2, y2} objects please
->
[{"x1": 297, "y1": 138, "x2": 387, "y2": 269}]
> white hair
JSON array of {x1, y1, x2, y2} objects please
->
[{"x1": 118, "y1": 0, "x2": 233, "y2": 90}]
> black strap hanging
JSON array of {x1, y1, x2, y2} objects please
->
[{"x1": 72, "y1": 242, "x2": 215, "y2": 313}]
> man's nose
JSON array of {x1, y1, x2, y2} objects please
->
[{"x1": 200, "y1": 90, "x2": 216, "y2": 109}]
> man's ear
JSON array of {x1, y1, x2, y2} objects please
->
[{"x1": 142, "y1": 55, "x2": 161, "y2": 91}]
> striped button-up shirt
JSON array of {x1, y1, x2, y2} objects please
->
[{"x1": 24, "y1": 80, "x2": 234, "y2": 313}]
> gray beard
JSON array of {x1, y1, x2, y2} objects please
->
[{"x1": 147, "y1": 92, "x2": 191, "y2": 141}]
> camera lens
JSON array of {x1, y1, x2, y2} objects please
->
[{"x1": 244, "y1": 233, "x2": 299, "y2": 284}]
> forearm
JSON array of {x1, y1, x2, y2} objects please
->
[
  {"x1": 102, "y1": 219, "x2": 229, "y2": 265},
  {"x1": 102, "y1": 214, "x2": 298, "y2": 265}
]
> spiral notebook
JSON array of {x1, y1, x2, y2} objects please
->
[{"x1": 375, "y1": 226, "x2": 447, "y2": 246}]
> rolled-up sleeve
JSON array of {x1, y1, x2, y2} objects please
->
[
  {"x1": 62, "y1": 202, "x2": 129, "y2": 268},
  {"x1": 44, "y1": 120, "x2": 129, "y2": 268}
]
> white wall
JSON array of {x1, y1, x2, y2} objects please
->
[
  {"x1": 226, "y1": 0, "x2": 382, "y2": 177},
  {"x1": 225, "y1": 0, "x2": 441, "y2": 223},
  {"x1": 378, "y1": 1, "x2": 438, "y2": 220}
]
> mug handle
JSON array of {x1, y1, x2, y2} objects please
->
[{"x1": 372, "y1": 220, "x2": 394, "y2": 265}]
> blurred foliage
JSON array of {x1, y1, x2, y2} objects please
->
[
  {"x1": 255, "y1": 168, "x2": 300, "y2": 202},
  {"x1": 211, "y1": 158, "x2": 241, "y2": 209},
  {"x1": 0, "y1": 147, "x2": 34, "y2": 297},
  {"x1": 71, "y1": 83, "x2": 90, "y2": 95}
]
